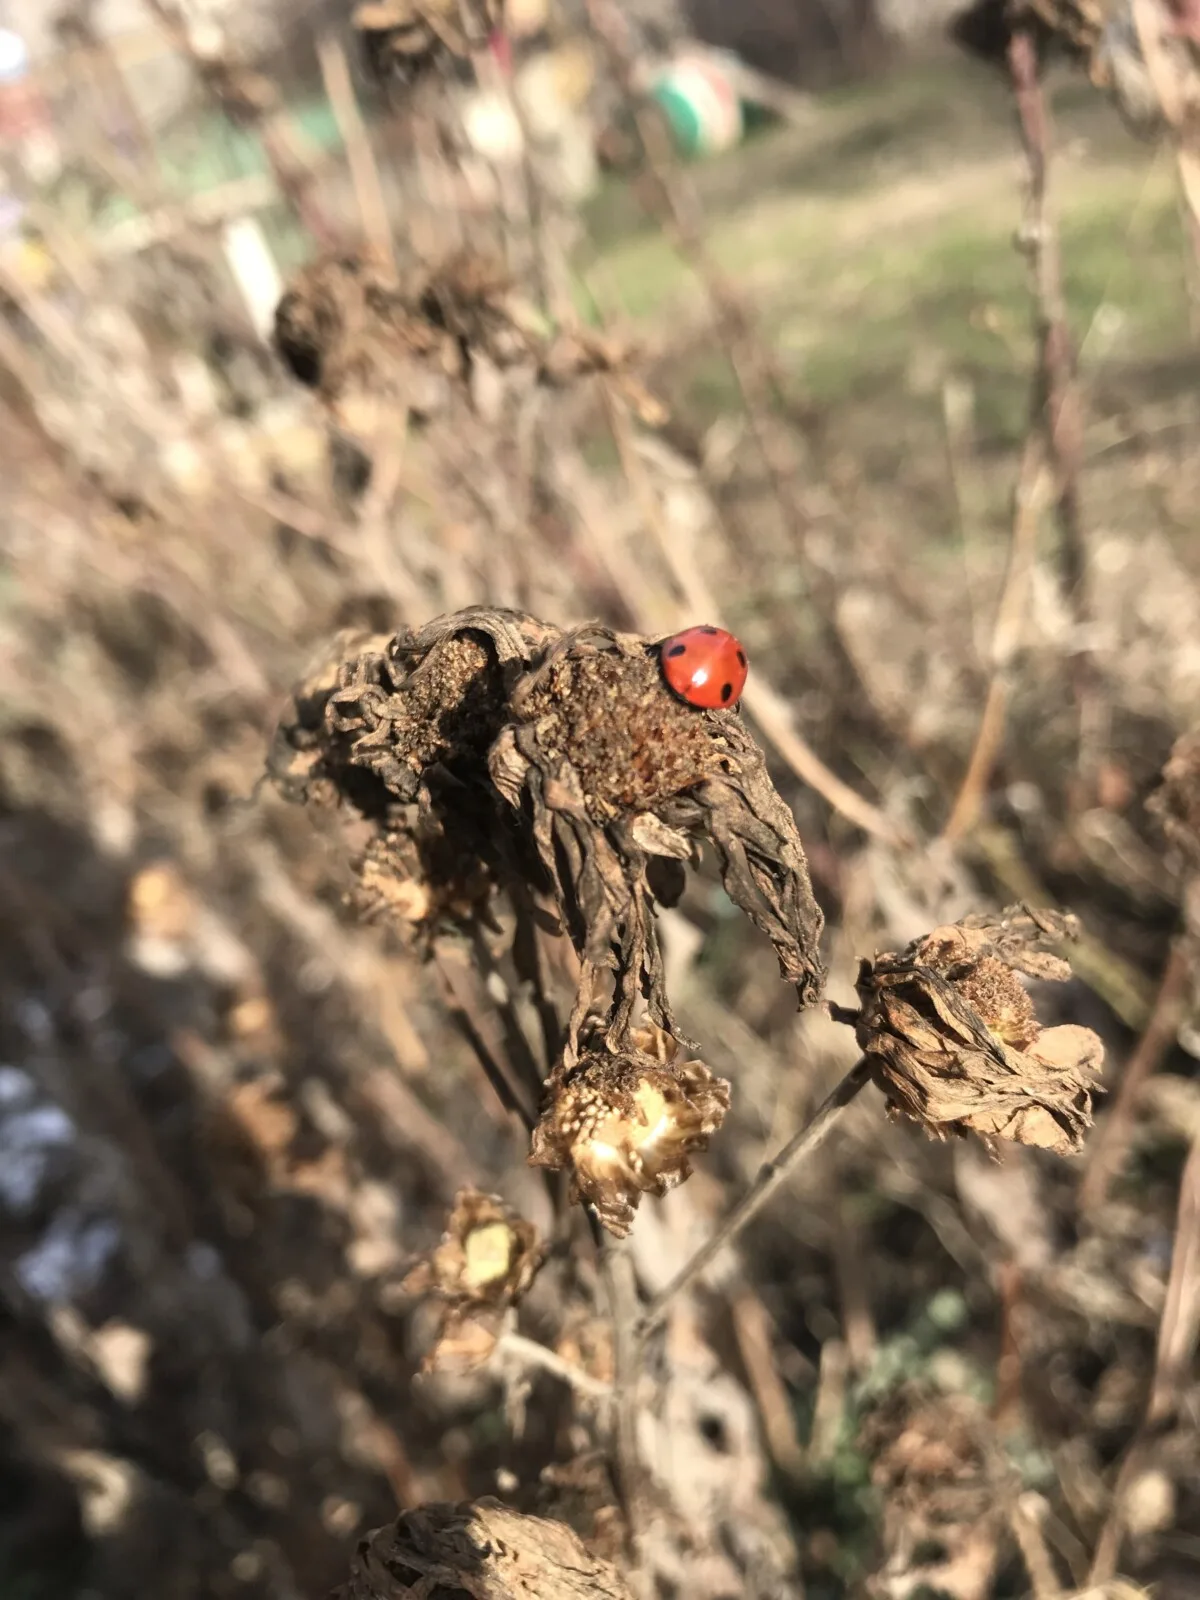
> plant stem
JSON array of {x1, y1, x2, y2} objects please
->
[{"x1": 636, "y1": 1058, "x2": 872, "y2": 1341}]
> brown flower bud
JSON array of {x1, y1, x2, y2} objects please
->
[
  {"x1": 529, "y1": 1024, "x2": 731, "y2": 1237},
  {"x1": 401, "y1": 1190, "x2": 544, "y2": 1371},
  {"x1": 842, "y1": 907, "x2": 1104, "y2": 1155},
  {"x1": 332, "y1": 1498, "x2": 635, "y2": 1600}
]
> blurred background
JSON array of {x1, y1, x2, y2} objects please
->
[{"x1": 2, "y1": 1, "x2": 1200, "y2": 1597}]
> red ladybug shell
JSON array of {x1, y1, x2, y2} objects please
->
[{"x1": 660, "y1": 626, "x2": 748, "y2": 709}]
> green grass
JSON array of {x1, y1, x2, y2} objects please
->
[{"x1": 586, "y1": 62, "x2": 1191, "y2": 434}]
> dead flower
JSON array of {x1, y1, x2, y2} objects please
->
[
  {"x1": 401, "y1": 1188, "x2": 543, "y2": 1371},
  {"x1": 529, "y1": 1023, "x2": 730, "y2": 1238},
  {"x1": 353, "y1": 0, "x2": 500, "y2": 86},
  {"x1": 273, "y1": 250, "x2": 663, "y2": 428},
  {"x1": 837, "y1": 906, "x2": 1103, "y2": 1155},
  {"x1": 859, "y1": 1384, "x2": 1000, "y2": 1600},
  {"x1": 492, "y1": 622, "x2": 826, "y2": 1041},
  {"x1": 332, "y1": 1497, "x2": 635, "y2": 1600},
  {"x1": 1148, "y1": 728, "x2": 1200, "y2": 872},
  {"x1": 268, "y1": 610, "x2": 826, "y2": 1058}
]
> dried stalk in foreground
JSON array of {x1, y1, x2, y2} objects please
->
[
  {"x1": 332, "y1": 1499, "x2": 636, "y2": 1599},
  {"x1": 837, "y1": 906, "x2": 1104, "y2": 1154}
]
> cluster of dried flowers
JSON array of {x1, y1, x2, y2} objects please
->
[
  {"x1": 271, "y1": 602, "x2": 1109, "y2": 1270},
  {"x1": 273, "y1": 250, "x2": 661, "y2": 435},
  {"x1": 269, "y1": 606, "x2": 824, "y2": 1244}
]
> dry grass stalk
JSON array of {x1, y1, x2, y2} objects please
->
[{"x1": 1087, "y1": 1128, "x2": 1200, "y2": 1583}]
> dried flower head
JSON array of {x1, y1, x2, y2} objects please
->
[
  {"x1": 333, "y1": 1498, "x2": 635, "y2": 1600},
  {"x1": 353, "y1": 0, "x2": 500, "y2": 86},
  {"x1": 492, "y1": 623, "x2": 826, "y2": 1042},
  {"x1": 529, "y1": 1024, "x2": 730, "y2": 1237},
  {"x1": 267, "y1": 610, "x2": 553, "y2": 946},
  {"x1": 858, "y1": 1384, "x2": 1000, "y2": 1600},
  {"x1": 839, "y1": 906, "x2": 1104, "y2": 1155},
  {"x1": 1148, "y1": 729, "x2": 1200, "y2": 873},
  {"x1": 401, "y1": 1188, "x2": 543, "y2": 1371}
]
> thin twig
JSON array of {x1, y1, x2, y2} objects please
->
[
  {"x1": 636, "y1": 1059, "x2": 872, "y2": 1341},
  {"x1": 496, "y1": 1332, "x2": 613, "y2": 1402},
  {"x1": 1007, "y1": 25, "x2": 1100, "y2": 784},
  {"x1": 1087, "y1": 1124, "x2": 1200, "y2": 1585},
  {"x1": 943, "y1": 441, "x2": 1051, "y2": 840},
  {"x1": 599, "y1": 1234, "x2": 646, "y2": 1561},
  {"x1": 317, "y1": 33, "x2": 396, "y2": 273},
  {"x1": 1079, "y1": 936, "x2": 1192, "y2": 1214}
]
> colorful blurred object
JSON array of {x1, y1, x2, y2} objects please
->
[{"x1": 649, "y1": 50, "x2": 745, "y2": 157}]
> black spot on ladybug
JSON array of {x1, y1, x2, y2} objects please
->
[
  {"x1": 736, "y1": 650, "x2": 747, "y2": 667},
  {"x1": 666, "y1": 643, "x2": 687, "y2": 658},
  {"x1": 700, "y1": 625, "x2": 719, "y2": 635},
  {"x1": 721, "y1": 683, "x2": 733, "y2": 702}
]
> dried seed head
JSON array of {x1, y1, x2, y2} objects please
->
[
  {"x1": 529, "y1": 1024, "x2": 731, "y2": 1237},
  {"x1": 402, "y1": 1188, "x2": 543, "y2": 1308},
  {"x1": 401, "y1": 1189, "x2": 544, "y2": 1372},
  {"x1": 1148, "y1": 729, "x2": 1200, "y2": 873},
  {"x1": 333, "y1": 1498, "x2": 636, "y2": 1600},
  {"x1": 496, "y1": 625, "x2": 826, "y2": 1032},
  {"x1": 268, "y1": 610, "x2": 555, "y2": 947},
  {"x1": 513, "y1": 637, "x2": 728, "y2": 820},
  {"x1": 842, "y1": 906, "x2": 1103, "y2": 1155}
]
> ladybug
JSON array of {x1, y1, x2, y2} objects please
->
[{"x1": 659, "y1": 625, "x2": 748, "y2": 710}]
